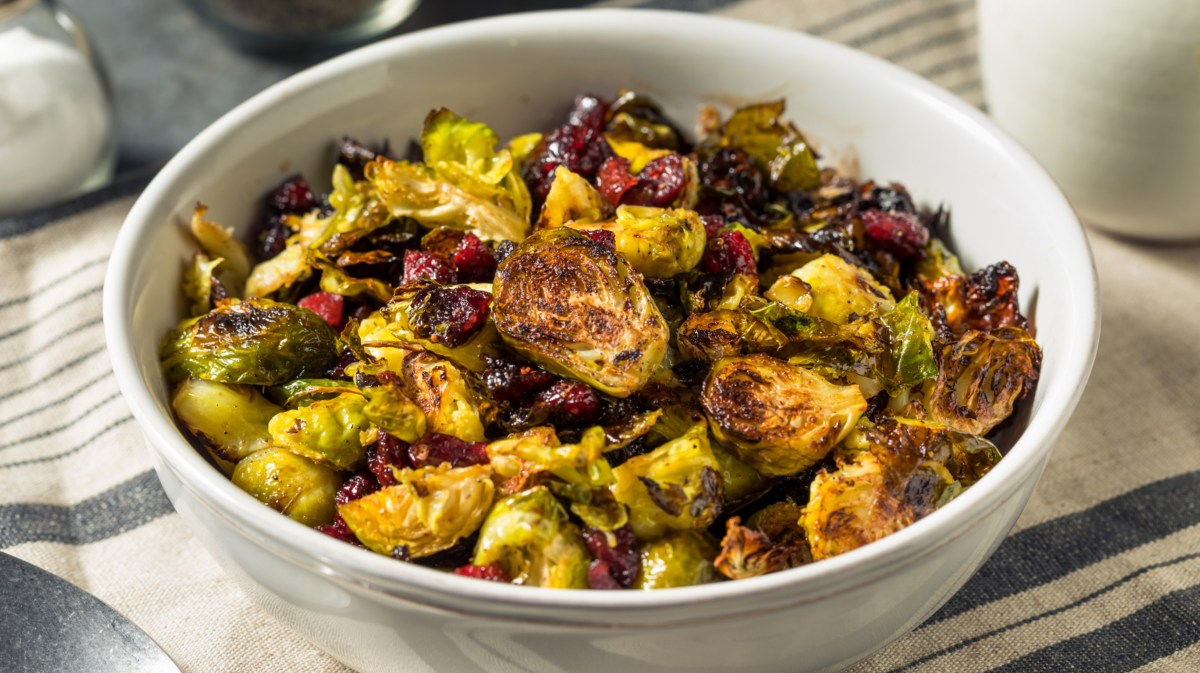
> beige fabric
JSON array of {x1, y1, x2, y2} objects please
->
[{"x1": 2, "y1": 1, "x2": 1198, "y2": 672}]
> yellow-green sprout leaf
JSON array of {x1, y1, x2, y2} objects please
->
[
  {"x1": 536, "y1": 166, "x2": 608, "y2": 230},
  {"x1": 245, "y1": 210, "x2": 329, "y2": 298},
  {"x1": 492, "y1": 227, "x2": 669, "y2": 398},
  {"x1": 313, "y1": 164, "x2": 395, "y2": 255},
  {"x1": 697, "y1": 100, "x2": 820, "y2": 192},
  {"x1": 232, "y1": 447, "x2": 340, "y2": 527},
  {"x1": 268, "y1": 392, "x2": 369, "y2": 471},
  {"x1": 361, "y1": 378, "x2": 427, "y2": 443},
  {"x1": 635, "y1": 531, "x2": 719, "y2": 590},
  {"x1": 578, "y1": 206, "x2": 707, "y2": 279},
  {"x1": 472, "y1": 486, "x2": 589, "y2": 589},
  {"x1": 923, "y1": 326, "x2": 1042, "y2": 436},
  {"x1": 764, "y1": 274, "x2": 813, "y2": 313},
  {"x1": 605, "y1": 137, "x2": 672, "y2": 174},
  {"x1": 340, "y1": 463, "x2": 495, "y2": 558},
  {"x1": 701, "y1": 354, "x2": 867, "y2": 477},
  {"x1": 266, "y1": 378, "x2": 359, "y2": 409},
  {"x1": 421, "y1": 108, "x2": 515, "y2": 187},
  {"x1": 160, "y1": 298, "x2": 339, "y2": 386},
  {"x1": 791, "y1": 253, "x2": 895, "y2": 324},
  {"x1": 315, "y1": 258, "x2": 393, "y2": 303},
  {"x1": 606, "y1": 90, "x2": 682, "y2": 150},
  {"x1": 172, "y1": 378, "x2": 281, "y2": 475},
  {"x1": 710, "y1": 442, "x2": 768, "y2": 506},
  {"x1": 487, "y1": 425, "x2": 613, "y2": 493},
  {"x1": 876, "y1": 292, "x2": 937, "y2": 394},
  {"x1": 507, "y1": 132, "x2": 543, "y2": 166},
  {"x1": 397, "y1": 351, "x2": 486, "y2": 442},
  {"x1": 182, "y1": 252, "x2": 223, "y2": 317},
  {"x1": 189, "y1": 204, "x2": 251, "y2": 297},
  {"x1": 611, "y1": 424, "x2": 723, "y2": 540}
]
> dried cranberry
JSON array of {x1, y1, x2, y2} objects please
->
[
  {"x1": 583, "y1": 526, "x2": 639, "y2": 588},
  {"x1": 579, "y1": 229, "x2": 616, "y2": 251},
  {"x1": 256, "y1": 215, "x2": 292, "y2": 260},
  {"x1": 522, "y1": 94, "x2": 611, "y2": 205},
  {"x1": 369, "y1": 432, "x2": 411, "y2": 486},
  {"x1": 267, "y1": 176, "x2": 317, "y2": 215},
  {"x1": 861, "y1": 182, "x2": 916, "y2": 214},
  {"x1": 700, "y1": 214, "x2": 725, "y2": 238},
  {"x1": 862, "y1": 208, "x2": 929, "y2": 259},
  {"x1": 482, "y1": 354, "x2": 556, "y2": 403},
  {"x1": 316, "y1": 517, "x2": 361, "y2": 545},
  {"x1": 454, "y1": 563, "x2": 511, "y2": 582},
  {"x1": 297, "y1": 291, "x2": 344, "y2": 328},
  {"x1": 327, "y1": 347, "x2": 357, "y2": 379},
  {"x1": 402, "y1": 249, "x2": 456, "y2": 284},
  {"x1": 408, "y1": 433, "x2": 490, "y2": 469},
  {"x1": 451, "y1": 233, "x2": 497, "y2": 282},
  {"x1": 337, "y1": 136, "x2": 378, "y2": 179},
  {"x1": 623, "y1": 153, "x2": 687, "y2": 208},
  {"x1": 597, "y1": 156, "x2": 638, "y2": 206},
  {"x1": 701, "y1": 230, "x2": 757, "y2": 278},
  {"x1": 407, "y1": 284, "x2": 492, "y2": 348},
  {"x1": 588, "y1": 560, "x2": 623, "y2": 590},
  {"x1": 493, "y1": 240, "x2": 518, "y2": 264},
  {"x1": 535, "y1": 380, "x2": 602, "y2": 423},
  {"x1": 335, "y1": 473, "x2": 379, "y2": 506},
  {"x1": 391, "y1": 545, "x2": 412, "y2": 562}
]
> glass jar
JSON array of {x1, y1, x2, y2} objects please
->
[
  {"x1": 181, "y1": 0, "x2": 422, "y2": 56},
  {"x1": 0, "y1": 0, "x2": 116, "y2": 216}
]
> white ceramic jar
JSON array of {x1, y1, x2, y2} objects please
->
[{"x1": 978, "y1": 0, "x2": 1200, "y2": 241}]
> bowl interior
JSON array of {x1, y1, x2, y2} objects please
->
[{"x1": 108, "y1": 9, "x2": 1096, "y2": 614}]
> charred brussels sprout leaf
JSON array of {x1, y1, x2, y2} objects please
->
[
  {"x1": 189, "y1": 204, "x2": 251, "y2": 298},
  {"x1": 398, "y1": 351, "x2": 487, "y2": 442},
  {"x1": 172, "y1": 379, "x2": 281, "y2": 475},
  {"x1": 492, "y1": 227, "x2": 669, "y2": 397},
  {"x1": 232, "y1": 447, "x2": 340, "y2": 526},
  {"x1": 801, "y1": 417, "x2": 1000, "y2": 560},
  {"x1": 611, "y1": 424, "x2": 724, "y2": 540},
  {"x1": 923, "y1": 326, "x2": 1042, "y2": 435},
  {"x1": 472, "y1": 486, "x2": 590, "y2": 588},
  {"x1": 266, "y1": 378, "x2": 358, "y2": 409},
  {"x1": 701, "y1": 354, "x2": 867, "y2": 477},
  {"x1": 268, "y1": 392, "x2": 369, "y2": 471},
  {"x1": 715, "y1": 503, "x2": 811, "y2": 580},
  {"x1": 160, "y1": 298, "x2": 339, "y2": 386},
  {"x1": 876, "y1": 292, "x2": 938, "y2": 394},
  {"x1": 340, "y1": 463, "x2": 495, "y2": 558},
  {"x1": 537, "y1": 166, "x2": 609, "y2": 230},
  {"x1": 182, "y1": 252, "x2": 223, "y2": 317},
  {"x1": 916, "y1": 261, "x2": 1028, "y2": 340},
  {"x1": 635, "y1": 531, "x2": 719, "y2": 590},
  {"x1": 697, "y1": 101, "x2": 820, "y2": 192},
  {"x1": 677, "y1": 309, "x2": 790, "y2": 362}
]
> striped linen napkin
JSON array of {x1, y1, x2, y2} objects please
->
[{"x1": 2, "y1": 1, "x2": 1198, "y2": 671}]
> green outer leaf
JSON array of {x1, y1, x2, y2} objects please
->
[{"x1": 878, "y1": 292, "x2": 938, "y2": 394}]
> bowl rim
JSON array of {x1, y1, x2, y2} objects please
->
[{"x1": 103, "y1": 8, "x2": 1099, "y2": 618}]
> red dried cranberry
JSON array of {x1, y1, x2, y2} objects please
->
[
  {"x1": 369, "y1": 432, "x2": 411, "y2": 486},
  {"x1": 701, "y1": 230, "x2": 757, "y2": 278},
  {"x1": 700, "y1": 214, "x2": 725, "y2": 238},
  {"x1": 587, "y1": 560, "x2": 624, "y2": 590},
  {"x1": 482, "y1": 354, "x2": 556, "y2": 403},
  {"x1": 494, "y1": 240, "x2": 518, "y2": 264},
  {"x1": 256, "y1": 215, "x2": 292, "y2": 260},
  {"x1": 454, "y1": 563, "x2": 511, "y2": 582},
  {"x1": 862, "y1": 208, "x2": 929, "y2": 259},
  {"x1": 267, "y1": 176, "x2": 317, "y2": 214},
  {"x1": 522, "y1": 94, "x2": 612, "y2": 204},
  {"x1": 535, "y1": 380, "x2": 602, "y2": 423},
  {"x1": 579, "y1": 229, "x2": 616, "y2": 251},
  {"x1": 327, "y1": 346, "x2": 357, "y2": 380},
  {"x1": 402, "y1": 249, "x2": 456, "y2": 284},
  {"x1": 391, "y1": 545, "x2": 412, "y2": 562},
  {"x1": 582, "y1": 526, "x2": 639, "y2": 588},
  {"x1": 335, "y1": 472, "x2": 379, "y2": 506},
  {"x1": 451, "y1": 233, "x2": 497, "y2": 282},
  {"x1": 407, "y1": 284, "x2": 492, "y2": 348},
  {"x1": 408, "y1": 432, "x2": 490, "y2": 469},
  {"x1": 597, "y1": 156, "x2": 638, "y2": 206},
  {"x1": 297, "y1": 291, "x2": 345, "y2": 328},
  {"x1": 316, "y1": 517, "x2": 362, "y2": 546},
  {"x1": 623, "y1": 154, "x2": 687, "y2": 208}
]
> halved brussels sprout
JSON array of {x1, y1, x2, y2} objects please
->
[
  {"x1": 916, "y1": 261, "x2": 1028, "y2": 340},
  {"x1": 536, "y1": 166, "x2": 608, "y2": 230},
  {"x1": 492, "y1": 227, "x2": 669, "y2": 397},
  {"x1": 701, "y1": 354, "x2": 866, "y2": 477},
  {"x1": 361, "y1": 376, "x2": 427, "y2": 443},
  {"x1": 923, "y1": 326, "x2": 1042, "y2": 435},
  {"x1": 611, "y1": 424, "x2": 723, "y2": 540},
  {"x1": 677, "y1": 309, "x2": 790, "y2": 363},
  {"x1": 231, "y1": 447, "x2": 340, "y2": 526},
  {"x1": 763, "y1": 274, "x2": 813, "y2": 313},
  {"x1": 635, "y1": 530, "x2": 720, "y2": 590},
  {"x1": 791, "y1": 254, "x2": 895, "y2": 324},
  {"x1": 715, "y1": 502, "x2": 810, "y2": 580},
  {"x1": 398, "y1": 351, "x2": 486, "y2": 443},
  {"x1": 182, "y1": 252, "x2": 223, "y2": 317},
  {"x1": 801, "y1": 417, "x2": 1001, "y2": 560},
  {"x1": 172, "y1": 378, "x2": 281, "y2": 474},
  {"x1": 606, "y1": 89, "x2": 682, "y2": 150},
  {"x1": 161, "y1": 298, "x2": 339, "y2": 386},
  {"x1": 268, "y1": 392, "x2": 369, "y2": 471},
  {"x1": 340, "y1": 463, "x2": 495, "y2": 558},
  {"x1": 472, "y1": 486, "x2": 590, "y2": 588},
  {"x1": 574, "y1": 206, "x2": 707, "y2": 279},
  {"x1": 189, "y1": 204, "x2": 251, "y2": 297},
  {"x1": 696, "y1": 100, "x2": 820, "y2": 192}
]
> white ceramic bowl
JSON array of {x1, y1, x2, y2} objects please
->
[{"x1": 104, "y1": 10, "x2": 1099, "y2": 673}]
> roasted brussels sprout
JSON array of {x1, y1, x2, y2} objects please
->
[
  {"x1": 231, "y1": 447, "x2": 340, "y2": 526},
  {"x1": 189, "y1": 205, "x2": 251, "y2": 297},
  {"x1": 916, "y1": 261, "x2": 1028, "y2": 340},
  {"x1": 696, "y1": 100, "x2": 820, "y2": 192},
  {"x1": 575, "y1": 206, "x2": 707, "y2": 279},
  {"x1": 923, "y1": 326, "x2": 1042, "y2": 435},
  {"x1": 536, "y1": 166, "x2": 608, "y2": 230},
  {"x1": 266, "y1": 378, "x2": 358, "y2": 409},
  {"x1": 492, "y1": 227, "x2": 669, "y2": 397},
  {"x1": 182, "y1": 252, "x2": 223, "y2": 317},
  {"x1": 397, "y1": 351, "x2": 487, "y2": 443},
  {"x1": 715, "y1": 502, "x2": 811, "y2": 580},
  {"x1": 361, "y1": 282, "x2": 499, "y2": 373},
  {"x1": 340, "y1": 463, "x2": 495, "y2": 558},
  {"x1": 701, "y1": 354, "x2": 867, "y2": 477},
  {"x1": 611, "y1": 424, "x2": 723, "y2": 540},
  {"x1": 268, "y1": 392, "x2": 369, "y2": 471},
  {"x1": 361, "y1": 376, "x2": 428, "y2": 443},
  {"x1": 801, "y1": 417, "x2": 1001, "y2": 560},
  {"x1": 875, "y1": 292, "x2": 938, "y2": 395},
  {"x1": 790, "y1": 254, "x2": 895, "y2": 325},
  {"x1": 172, "y1": 378, "x2": 281, "y2": 474},
  {"x1": 472, "y1": 487, "x2": 590, "y2": 588},
  {"x1": 635, "y1": 531, "x2": 719, "y2": 589},
  {"x1": 161, "y1": 298, "x2": 339, "y2": 386}
]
